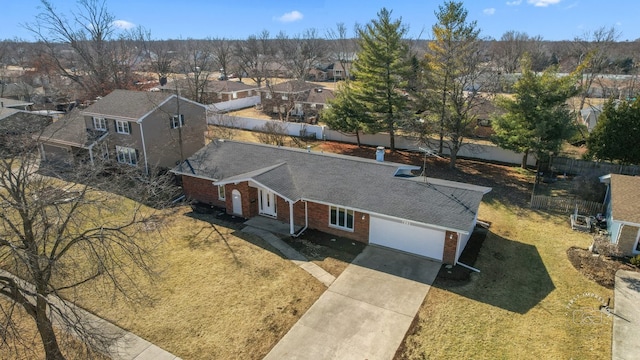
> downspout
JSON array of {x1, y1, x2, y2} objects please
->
[
  {"x1": 39, "y1": 143, "x2": 46, "y2": 162},
  {"x1": 457, "y1": 262, "x2": 480, "y2": 273},
  {"x1": 139, "y1": 122, "x2": 149, "y2": 175},
  {"x1": 88, "y1": 143, "x2": 94, "y2": 167},
  {"x1": 292, "y1": 201, "x2": 308, "y2": 237}
]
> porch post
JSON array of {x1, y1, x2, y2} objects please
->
[
  {"x1": 88, "y1": 146, "x2": 95, "y2": 166},
  {"x1": 289, "y1": 201, "x2": 295, "y2": 235}
]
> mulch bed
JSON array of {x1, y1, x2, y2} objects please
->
[
  {"x1": 566, "y1": 247, "x2": 640, "y2": 289},
  {"x1": 433, "y1": 225, "x2": 489, "y2": 286}
]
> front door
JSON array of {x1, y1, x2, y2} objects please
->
[
  {"x1": 232, "y1": 189, "x2": 242, "y2": 216},
  {"x1": 259, "y1": 188, "x2": 277, "y2": 217}
]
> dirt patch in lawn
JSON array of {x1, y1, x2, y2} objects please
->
[
  {"x1": 567, "y1": 247, "x2": 640, "y2": 289},
  {"x1": 282, "y1": 229, "x2": 366, "y2": 277},
  {"x1": 433, "y1": 225, "x2": 489, "y2": 286}
]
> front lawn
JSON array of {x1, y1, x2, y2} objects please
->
[
  {"x1": 397, "y1": 201, "x2": 613, "y2": 359},
  {"x1": 70, "y1": 205, "x2": 326, "y2": 359}
]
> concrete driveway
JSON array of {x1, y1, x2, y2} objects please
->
[
  {"x1": 264, "y1": 245, "x2": 441, "y2": 360},
  {"x1": 613, "y1": 270, "x2": 640, "y2": 360}
]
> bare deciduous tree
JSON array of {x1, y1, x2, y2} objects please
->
[
  {"x1": 0, "y1": 138, "x2": 169, "y2": 359},
  {"x1": 26, "y1": 0, "x2": 146, "y2": 99},
  {"x1": 234, "y1": 30, "x2": 275, "y2": 88},
  {"x1": 175, "y1": 39, "x2": 215, "y2": 103},
  {"x1": 211, "y1": 37, "x2": 234, "y2": 80},
  {"x1": 572, "y1": 26, "x2": 621, "y2": 112},
  {"x1": 276, "y1": 29, "x2": 327, "y2": 81},
  {"x1": 254, "y1": 121, "x2": 287, "y2": 146}
]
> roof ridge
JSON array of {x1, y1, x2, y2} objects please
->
[{"x1": 220, "y1": 139, "x2": 404, "y2": 168}]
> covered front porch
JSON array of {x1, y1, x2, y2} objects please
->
[{"x1": 244, "y1": 216, "x2": 305, "y2": 237}]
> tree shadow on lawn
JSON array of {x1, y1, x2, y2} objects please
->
[
  {"x1": 434, "y1": 230, "x2": 556, "y2": 314},
  {"x1": 184, "y1": 209, "x2": 364, "y2": 264}
]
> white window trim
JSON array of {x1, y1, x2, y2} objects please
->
[
  {"x1": 115, "y1": 119, "x2": 130, "y2": 134},
  {"x1": 329, "y1": 205, "x2": 355, "y2": 232},
  {"x1": 93, "y1": 117, "x2": 107, "y2": 131},
  {"x1": 171, "y1": 114, "x2": 185, "y2": 129},
  {"x1": 232, "y1": 91, "x2": 238, "y2": 99},
  {"x1": 218, "y1": 185, "x2": 226, "y2": 201},
  {"x1": 115, "y1": 145, "x2": 137, "y2": 166}
]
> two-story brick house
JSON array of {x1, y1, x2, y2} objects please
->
[{"x1": 38, "y1": 89, "x2": 207, "y2": 174}]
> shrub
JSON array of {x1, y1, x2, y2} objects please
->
[{"x1": 630, "y1": 254, "x2": 640, "y2": 267}]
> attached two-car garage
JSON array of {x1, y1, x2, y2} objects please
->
[{"x1": 368, "y1": 215, "x2": 446, "y2": 261}]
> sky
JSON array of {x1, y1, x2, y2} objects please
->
[{"x1": 2, "y1": 0, "x2": 639, "y2": 42}]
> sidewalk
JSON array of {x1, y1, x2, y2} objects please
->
[
  {"x1": 0, "y1": 270, "x2": 181, "y2": 360},
  {"x1": 242, "y1": 226, "x2": 336, "y2": 287}
]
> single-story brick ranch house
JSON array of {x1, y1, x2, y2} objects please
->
[
  {"x1": 172, "y1": 140, "x2": 491, "y2": 265},
  {"x1": 600, "y1": 174, "x2": 640, "y2": 255}
]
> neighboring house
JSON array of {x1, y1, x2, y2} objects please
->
[
  {"x1": 172, "y1": 140, "x2": 491, "y2": 265},
  {"x1": 600, "y1": 174, "x2": 640, "y2": 256},
  {"x1": 38, "y1": 89, "x2": 207, "y2": 173},
  {"x1": 206, "y1": 80, "x2": 260, "y2": 103},
  {"x1": 309, "y1": 62, "x2": 353, "y2": 82},
  {"x1": 0, "y1": 107, "x2": 52, "y2": 154},
  {"x1": 159, "y1": 79, "x2": 259, "y2": 105},
  {"x1": 259, "y1": 80, "x2": 323, "y2": 120},
  {"x1": 292, "y1": 88, "x2": 334, "y2": 122}
]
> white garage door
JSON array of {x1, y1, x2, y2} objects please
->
[{"x1": 369, "y1": 215, "x2": 445, "y2": 261}]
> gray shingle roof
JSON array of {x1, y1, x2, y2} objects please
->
[
  {"x1": 82, "y1": 89, "x2": 175, "y2": 120},
  {"x1": 176, "y1": 140, "x2": 490, "y2": 233},
  {"x1": 39, "y1": 108, "x2": 96, "y2": 147},
  {"x1": 263, "y1": 80, "x2": 321, "y2": 94},
  {"x1": 0, "y1": 97, "x2": 33, "y2": 109},
  {"x1": 610, "y1": 174, "x2": 640, "y2": 225}
]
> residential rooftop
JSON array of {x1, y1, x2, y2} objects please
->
[{"x1": 174, "y1": 140, "x2": 491, "y2": 234}]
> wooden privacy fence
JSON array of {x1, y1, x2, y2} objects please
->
[
  {"x1": 530, "y1": 195, "x2": 604, "y2": 215},
  {"x1": 550, "y1": 156, "x2": 640, "y2": 176}
]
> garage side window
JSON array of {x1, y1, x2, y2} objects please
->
[{"x1": 329, "y1": 206, "x2": 354, "y2": 231}]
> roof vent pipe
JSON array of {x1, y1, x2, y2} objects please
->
[{"x1": 376, "y1": 146, "x2": 385, "y2": 162}]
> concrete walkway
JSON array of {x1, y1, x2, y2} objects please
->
[
  {"x1": 0, "y1": 270, "x2": 180, "y2": 360},
  {"x1": 612, "y1": 270, "x2": 640, "y2": 360},
  {"x1": 264, "y1": 246, "x2": 441, "y2": 360},
  {"x1": 242, "y1": 226, "x2": 336, "y2": 286}
]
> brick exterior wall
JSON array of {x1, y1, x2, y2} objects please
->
[
  {"x1": 443, "y1": 231, "x2": 459, "y2": 265},
  {"x1": 182, "y1": 177, "x2": 371, "y2": 243},
  {"x1": 221, "y1": 182, "x2": 257, "y2": 218},
  {"x1": 182, "y1": 176, "x2": 225, "y2": 208},
  {"x1": 302, "y1": 201, "x2": 369, "y2": 244},
  {"x1": 618, "y1": 224, "x2": 640, "y2": 256}
]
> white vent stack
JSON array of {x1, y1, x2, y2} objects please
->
[{"x1": 376, "y1": 146, "x2": 385, "y2": 162}]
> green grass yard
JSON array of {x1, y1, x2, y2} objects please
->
[{"x1": 397, "y1": 201, "x2": 613, "y2": 359}]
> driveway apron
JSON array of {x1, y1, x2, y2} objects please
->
[
  {"x1": 264, "y1": 245, "x2": 441, "y2": 360},
  {"x1": 613, "y1": 270, "x2": 640, "y2": 360}
]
